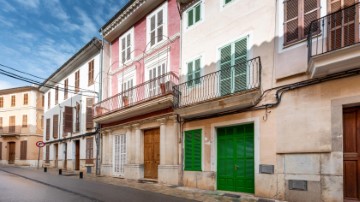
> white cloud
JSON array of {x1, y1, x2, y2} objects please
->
[
  {"x1": 0, "y1": 80, "x2": 16, "y2": 90},
  {"x1": 74, "y1": 7, "x2": 98, "y2": 42},
  {"x1": 44, "y1": 0, "x2": 69, "y2": 21},
  {"x1": 0, "y1": 15, "x2": 14, "y2": 27},
  {"x1": 0, "y1": 0, "x2": 16, "y2": 12},
  {"x1": 14, "y1": 0, "x2": 40, "y2": 9}
]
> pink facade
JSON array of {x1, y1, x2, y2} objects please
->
[{"x1": 109, "y1": 0, "x2": 180, "y2": 97}]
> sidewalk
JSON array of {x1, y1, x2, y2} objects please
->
[{"x1": 25, "y1": 166, "x2": 280, "y2": 202}]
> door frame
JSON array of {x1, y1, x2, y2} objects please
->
[{"x1": 210, "y1": 117, "x2": 260, "y2": 191}]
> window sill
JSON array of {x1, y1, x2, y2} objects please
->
[{"x1": 283, "y1": 38, "x2": 307, "y2": 49}]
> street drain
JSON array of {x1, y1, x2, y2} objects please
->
[{"x1": 223, "y1": 193, "x2": 241, "y2": 198}]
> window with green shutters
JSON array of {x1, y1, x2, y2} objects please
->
[
  {"x1": 187, "y1": 58, "x2": 201, "y2": 87},
  {"x1": 187, "y1": 3, "x2": 201, "y2": 27},
  {"x1": 219, "y1": 37, "x2": 248, "y2": 95},
  {"x1": 184, "y1": 129, "x2": 202, "y2": 171},
  {"x1": 224, "y1": 0, "x2": 234, "y2": 5}
]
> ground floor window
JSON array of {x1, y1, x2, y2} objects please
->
[
  {"x1": 86, "y1": 137, "x2": 94, "y2": 164},
  {"x1": 184, "y1": 129, "x2": 202, "y2": 171}
]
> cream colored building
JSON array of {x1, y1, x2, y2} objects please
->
[
  {"x1": 0, "y1": 86, "x2": 43, "y2": 167},
  {"x1": 175, "y1": 0, "x2": 360, "y2": 201}
]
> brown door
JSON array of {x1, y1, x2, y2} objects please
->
[
  {"x1": 54, "y1": 144, "x2": 58, "y2": 168},
  {"x1": 64, "y1": 144, "x2": 67, "y2": 170},
  {"x1": 144, "y1": 128, "x2": 160, "y2": 179},
  {"x1": 343, "y1": 107, "x2": 360, "y2": 201},
  {"x1": 75, "y1": 141, "x2": 80, "y2": 170},
  {"x1": 8, "y1": 142, "x2": 15, "y2": 164}
]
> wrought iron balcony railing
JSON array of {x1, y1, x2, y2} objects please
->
[
  {"x1": 308, "y1": 3, "x2": 360, "y2": 60},
  {"x1": 94, "y1": 72, "x2": 179, "y2": 118},
  {"x1": 0, "y1": 126, "x2": 22, "y2": 135},
  {"x1": 173, "y1": 57, "x2": 262, "y2": 108}
]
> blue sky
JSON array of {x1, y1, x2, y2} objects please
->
[{"x1": 0, "y1": 0, "x2": 128, "y2": 89}]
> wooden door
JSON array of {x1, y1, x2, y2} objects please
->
[
  {"x1": 75, "y1": 141, "x2": 80, "y2": 170},
  {"x1": 64, "y1": 143, "x2": 67, "y2": 170},
  {"x1": 144, "y1": 128, "x2": 160, "y2": 179},
  {"x1": 54, "y1": 144, "x2": 58, "y2": 168},
  {"x1": 343, "y1": 107, "x2": 360, "y2": 201},
  {"x1": 8, "y1": 142, "x2": 15, "y2": 164},
  {"x1": 217, "y1": 124, "x2": 254, "y2": 193}
]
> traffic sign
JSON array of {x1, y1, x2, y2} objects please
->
[{"x1": 36, "y1": 141, "x2": 45, "y2": 148}]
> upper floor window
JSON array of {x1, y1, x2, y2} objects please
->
[
  {"x1": 120, "y1": 29, "x2": 133, "y2": 64},
  {"x1": 22, "y1": 115, "x2": 27, "y2": 128},
  {"x1": 147, "y1": 3, "x2": 168, "y2": 47},
  {"x1": 0, "y1": 117, "x2": 2, "y2": 129},
  {"x1": 11, "y1": 95, "x2": 15, "y2": 107},
  {"x1": 47, "y1": 92, "x2": 51, "y2": 109},
  {"x1": 88, "y1": 60, "x2": 94, "y2": 86},
  {"x1": 224, "y1": 0, "x2": 235, "y2": 5},
  {"x1": 0, "y1": 97, "x2": 3, "y2": 108},
  {"x1": 64, "y1": 79, "x2": 68, "y2": 100},
  {"x1": 55, "y1": 86, "x2": 59, "y2": 105},
  {"x1": 187, "y1": 2, "x2": 202, "y2": 28},
  {"x1": 187, "y1": 58, "x2": 201, "y2": 87},
  {"x1": 75, "y1": 70, "x2": 80, "y2": 94},
  {"x1": 23, "y1": 93, "x2": 28, "y2": 105},
  {"x1": 284, "y1": 0, "x2": 320, "y2": 46}
]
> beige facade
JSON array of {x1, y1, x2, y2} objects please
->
[
  {"x1": 176, "y1": 0, "x2": 360, "y2": 201},
  {"x1": 0, "y1": 86, "x2": 43, "y2": 167}
]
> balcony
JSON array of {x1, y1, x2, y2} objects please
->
[
  {"x1": 0, "y1": 126, "x2": 22, "y2": 137},
  {"x1": 173, "y1": 57, "x2": 262, "y2": 119},
  {"x1": 308, "y1": 3, "x2": 360, "y2": 78},
  {"x1": 94, "y1": 72, "x2": 178, "y2": 124}
]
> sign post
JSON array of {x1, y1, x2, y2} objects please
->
[{"x1": 36, "y1": 141, "x2": 45, "y2": 169}]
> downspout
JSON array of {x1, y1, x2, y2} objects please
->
[{"x1": 96, "y1": 31, "x2": 104, "y2": 176}]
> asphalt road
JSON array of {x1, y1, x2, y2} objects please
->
[{"x1": 0, "y1": 166, "x2": 196, "y2": 202}]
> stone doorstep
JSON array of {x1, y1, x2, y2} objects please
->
[{"x1": 138, "y1": 178, "x2": 158, "y2": 184}]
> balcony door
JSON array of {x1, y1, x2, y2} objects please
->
[
  {"x1": 118, "y1": 68, "x2": 135, "y2": 107},
  {"x1": 121, "y1": 79, "x2": 134, "y2": 106},
  {"x1": 219, "y1": 37, "x2": 248, "y2": 96},
  {"x1": 148, "y1": 63, "x2": 167, "y2": 97},
  {"x1": 328, "y1": 0, "x2": 358, "y2": 51}
]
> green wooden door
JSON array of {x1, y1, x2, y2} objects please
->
[{"x1": 217, "y1": 124, "x2": 254, "y2": 193}]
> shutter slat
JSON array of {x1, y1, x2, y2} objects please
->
[
  {"x1": 46, "y1": 119, "x2": 50, "y2": 140},
  {"x1": 63, "y1": 106, "x2": 73, "y2": 135},
  {"x1": 53, "y1": 115, "x2": 58, "y2": 139}
]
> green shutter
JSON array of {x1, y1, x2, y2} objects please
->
[
  {"x1": 184, "y1": 129, "x2": 202, "y2": 171},
  {"x1": 234, "y1": 38, "x2": 247, "y2": 92},
  {"x1": 220, "y1": 45, "x2": 232, "y2": 95},
  {"x1": 225, "y1": 0, "x2": 233, "y2": 4},
  {"x1": 187, "y1": 62, "x2": 194, "y2": 87},
  {"x1": 195, "y1": 4, "x2": 201, "y2": 23},
  {"x1": 194, "y1": 59, "x2": 201, "y2": 84},
  {"x1": 188, "y1": 9, "x2": 194, "y2": 27}
]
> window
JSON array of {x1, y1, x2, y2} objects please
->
[
  {"x1": 42, "y1": 95, "x2": 44, "y2": 107},
  {"x1": 75, "y1": 103, "x2": 80, "y2": 132},
  {"x1": 55, "y1": 86, "x2": 59, "y2": 105},
  {"x1": 219, "y1": 37, "x2": 248, "y2": 95},
  {"x1": 86, "y1": 98, "x2": 94, "y2": 130},
  {"x1": 47, "y1": 92, "x2": 51, "y2": 109},
  {"x1": 120, "y1": 30, "x2": 133, "y2": 64},
  {"x1": 20, "y1": 141, "x2": 27, "y2": 160},
  {"x1": 147, "y1": 4, "x2": 167, "y2": 47},
  {"x1": 63, "y1": 106, "x2": 73, "y2": 135},
  {"x1": 187, "y1": 58, "x2": 201, "y2": 87},
  {"x1": 0, "y1": 142, "x2": 2, "y2": 160},
  {"x1": 64, "y1": 79, "x2": 68, "y2": 99},
  {"x1": 9, "y1": 116, "x2": 15, "y2": 133},
  {"x1": 46, "y1": 118, "x2": 50, "y2": 141},
  {"x1": 0, "y1": 97, "x2": 3, "y2": 108},
  {"x1": 148, "y1": 63, "x2": 166, "y2": 96},
  {"x1": 184, "y1": 129, "x2": 202, "y2": 171},
  {"x1": 0, "y1": 117, "x2": 2, "y2": 129},
  {"x1": 75, "y1": 71, "x2": 80, "y2": 93},
  {"x1": 284, "y1": 0, "x2": 320, "y2": 45},
  {"x1": 41, "y1": 116, "x2": 44, "y2": 129},
  {"x1": 11, "y1": 95, "x2": 15, "y2": 107},
  {"x1": 187, "y1": 3, "x2": 201, "y2": 27},
  {"x1": 22, "y1": 115, "x2": 27, "y2": 128},
  {"x1": 23, "y1": 93, "x2": 28, "y2": 105},
  {"x1": 88, "y1": 60, "x2": 94, "y2": 86},
  {"x1": 224, "y1": 0, "x2": 234, "y2": 5},
  {"x1": 53, "y1": 114, "x2": 58, "y2": 139},
  {"x1": 86, "y1": 137, "x2": 94, "y2": 164}
]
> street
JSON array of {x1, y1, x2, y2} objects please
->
[{"x1": 0, "y1": 166, "x2": 196, "y2": 202}]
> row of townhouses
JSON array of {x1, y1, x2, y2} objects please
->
[{"x1": 2, "y1": 0, "x2": 359, "y2": 201}]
